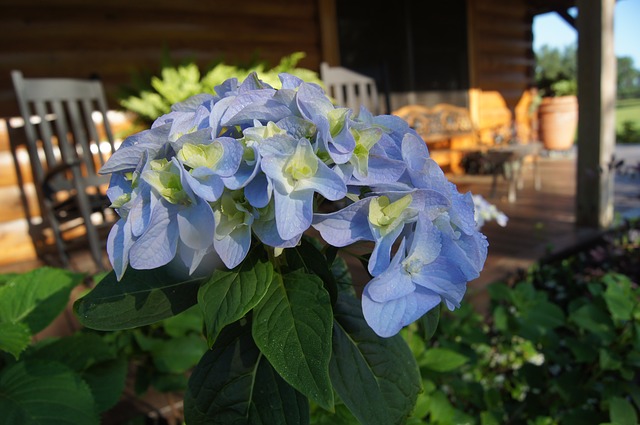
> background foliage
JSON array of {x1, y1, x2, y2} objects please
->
[{"x1": 118, "y1": 52, "x2": 323, "y2": 124}]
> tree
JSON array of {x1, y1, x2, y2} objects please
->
[
  {"x1": 535, "y1": 44, "x2": 577, "y2": 96},
  {"x1": 617, "y1": 56, "x2": 640, "y2": 98}
]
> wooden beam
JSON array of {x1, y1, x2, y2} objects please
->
[
  {"x1": 556, "y1": 8, "x2": 577, "y2": 29},
  {"x1": 317, "y1": 0, "x2": 340, "y2": 66},
  {"x1": 575, "y1": 0, "x2": 616, "y2": 228}
]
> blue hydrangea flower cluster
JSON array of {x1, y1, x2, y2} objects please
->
[{"x1": 102, "y1": 72, "x2": 488, "y2": 337}]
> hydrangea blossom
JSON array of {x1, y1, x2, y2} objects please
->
[{"x1": 102, "y1": 72, "x2": 488, "y2": 337}]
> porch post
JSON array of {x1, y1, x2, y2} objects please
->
[{"x1": 575, "y1": 0, "x2": 617, "y2": 228}]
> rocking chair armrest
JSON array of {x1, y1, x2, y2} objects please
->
[{"x1": 42, "y1": 160, "x2": 82, "y2": 200}]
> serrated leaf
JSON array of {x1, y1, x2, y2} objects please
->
[
  {"x1": 74, "y1": 264, "x2": 204, "y2": 330},
  {"x1": 82, "y1": 357, "x2": 128, "y2": 413},
  {"x1": 151, "y1": 335, "x2": 208, "y2": 374},
  {"x1": 199, "y1": 248, "x2": 273, "y2": 345},
  {"x1": 248, "y1": 356, "x2": 310, "y2": 425},
  {"x1": 603, "y1": 274, "x2": 635, "y2": 321},
  {"x1": 330, "y1": 289, "x2": 421, "y2": 425},
  {"x1": 162, "y1": 305, "x2": 204, "y2": 337},
  {"x1": 27, "y1": 333, "x2": 127, "y2": 413},
  {"x1": 27, "y1": 333, "x2": 115, "y2": 371},
  {"x1": 285, "y1": 237, "x2": 338, "y2": 305},
  {"x1": 252, "y1": 271, "x2": 334, "y2": 410},
  {"x1": 569, "y1": 304, "x2": 615, "y2": 343},
  {"x1": 0, "y1": 322, "x2": 31, "y2": 359},
  {"x1": 184, "y1": 319, "x2": 308, "y2": 425},
  {"x1": 0, "y1": 361, "x2": 99, "y2": 425},
  {"x1": 420, "y1": 348, "x2": 469, "y2": 372},
  {"x1": 609, "y1": 396, "x2": 638, "y2": 425},
  {"x1": 0, "y1": 267, "x2": 83, "y2": 333}
]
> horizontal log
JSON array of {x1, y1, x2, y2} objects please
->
[{"x1": 0, "y1": 0, "x2": 317, "y2": 18}]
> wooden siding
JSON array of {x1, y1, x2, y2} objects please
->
[
  {"x1": 0, "y1": 0, "x2": 329, "y2": 257},
  {"x1": 467, "y1": 0, "x2": 538, "y2": 144},
  {"x1": 0, "y1": 0, "x2": 325, "y2": 119}
]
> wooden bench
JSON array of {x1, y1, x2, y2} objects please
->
[
  {"x1": 392, "y1": 103, "x2": 480, "y2": 173},
  {"x1": 393, "y1": 103, "x2": 542, "y2": 202}
]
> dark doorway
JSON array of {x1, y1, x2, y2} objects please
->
[{"x1": 336, "y1": 0, "x2": 470, "y2": 97}]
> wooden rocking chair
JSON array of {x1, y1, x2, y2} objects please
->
[
  {"x1": 320, "y1": 62, "x2": 380, "y2": 115},
  {"x1": 8, "y1": 70, "x2": 118, "y2": 270}
]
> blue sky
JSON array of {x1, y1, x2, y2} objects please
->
[{"x1": 533, "y1": 0, "x2": 640, "y2": 66}]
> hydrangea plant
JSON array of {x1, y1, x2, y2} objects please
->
[{"x1": 75, "y1": 72, "x2": 488, "y2": 424}]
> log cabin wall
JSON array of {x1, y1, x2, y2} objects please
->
[
  {"x1": 467, "y1": 0, "x2": 539, "y2": 144},
  {"x1": 0, "y1": 0, "x2": 327, "y2": 267},
  {"x1": 0, "y1": 0, "x2": 325, "y2": 119}
]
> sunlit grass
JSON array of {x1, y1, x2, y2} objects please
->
[{"x1": 616, "y1": 98, "x2": 640, "y2": 132}]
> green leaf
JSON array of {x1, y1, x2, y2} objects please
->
[
  {"x1": 184, "y1": 319, "x2": 309, "y2": 425},
  {"x1": 82, "y1": 357, "x2": 128, "y2": 413},
  {"x1": 27, "y1": 333, "x2": 115, "y2": 371},
  {"x1": 609, "y1": 396, "x2": 638, "y2": 425},
  {"x1": 0, "y1": 361, "x2": 99, "y2": 425},
  {"x1": 27, "y1": 333, "x2": 127, "y2": 413},
  {"x1": 603, "y1": 274, "x2": 635, "y2": 321},
  {"x1": 151, "y1": 335, "x2": 208, "y2": 374},
  {"x1": 199, "y1": 248, "x2": 273, "y2": 345},
  {"x1": 0, "y1": 322, "x2": 31, "y2": 359},
  {"x1": 74, "y1": 264, "x2": 204, "y2": 330},
  {"x1": 420, "y1": 304, "x2": 441, "y2": 341},
  {"x1": 329, "y1": 289, "x2": 421, "y2": 425},
  {"x1": 0, "y1": 267, "x2": 83, "y2": 333},
  {"x1": 248, "y1": 356, "x2": 310, "y2": 425},
  {"x1": 252, "y1": 271, "x2": 334, "y2": 411},
  {"x1": 569, "y1": 304, "x2": 616, "y2": 343},
  {"x1": 420, "y1": 348, "x2": 469, "y2": 372},
  {"x1": 285, "y1": 236, "x2": 338, "y2": 305},
  {"x1": 162, "y1": 305, "x2": 204, "y2": 337}
]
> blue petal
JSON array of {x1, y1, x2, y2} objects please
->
[
  {"x1": 177, "y1": 198, "x2": 215, "y2": 250},
  {"x1": 100, "y1": 124, "x2": 171, "y2": 174},
  {"x1": 296, "y1": 160, "x2": 347, "y2": 201},
  {"x1": 350, "y1": 155, "x2": 406, "y2": 185},
  {"x1": 244, "y1": 172, "x2": 272, "y2": 208},
  {"x1": 312, "y1": 198, "x2": 373, "y2": 247},
  {"x1": 362, "y1": 284, "x2": 441, "y2": 338},
  {"x1": 222, "y1": 145, "x2": 261, "y2": 190},
  {"x1": 252, "y1": 216, "x2": 301, "y2": 248},
  {"x1": 279, "y1": 73, "x2": 305, "y2": 89},
  {"x1": 369, "y1": 223, "x2": 406, "y2": 276},
  {"x1": 128, "y1": 185, "x2": 154, "y2": 238},
  {"x1": 214, "y1": 225, "x2": 251, "y2": 269},
  {"x1": 296, "y1": 83, "x2": 334, "y2": 119},
  {"x1": 214, "y1": 137, "x2": 244, "y2": 177},
  {"x1": 130, "y1": 200, "x2": 179, "y2": 270},
  {"x1": 183, "y1": 170, "x2": 224, "y2": 202},
  {"x1": 107, "y1": 218, "x2": 133, "y2": 281},
  {"x1": 273, "y1": 188, "x2": 313, "y2": 241},
  {"x1": 365, "y1": 239, "x2": 415, "y2": 303}
]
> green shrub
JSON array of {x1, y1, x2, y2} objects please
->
[
  {"x1": 403, "y1": 221, "x2": 640, "y2": 425},
  {"x1": 0, "y1": 268, "x2": 128, "y2": 424},
  {"x1": 617, "y1": 120, "x2": 640, "y2": 144},
  {"x1": 119, "y1": 52, "x2": 323, "y2": 123}
]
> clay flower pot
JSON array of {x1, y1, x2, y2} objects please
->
[{"x1": 538, "y1": 95, "x2": 578, "y2": 151}]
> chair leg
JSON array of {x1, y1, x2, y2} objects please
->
[{"x1": 46, "y1": 210, "x2": 71, "y2": 269}]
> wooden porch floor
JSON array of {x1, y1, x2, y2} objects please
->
[{"x1": 1, "y1": 148, "x2": 639, "y2": 309}]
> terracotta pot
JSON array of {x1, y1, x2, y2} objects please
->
[{"x1": 538, "y1": 95, "x2": 578, "y2": 151}]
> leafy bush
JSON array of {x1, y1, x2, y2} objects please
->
[
  {"x1": 0, "y1": 268, "x2": 128, "y2": 424},
  {"x1": 0, "y1": 267, "x2": 209, "y2": 425},
  {"x1": 119, "y1": 52, "x2": 323, "y2": 123},
  {"x1": 617, "y1": 120, "x2": 640, "y2": 144},
  {"x1": 405, "y1": 220, "x2": 640, "y2": 425}
]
